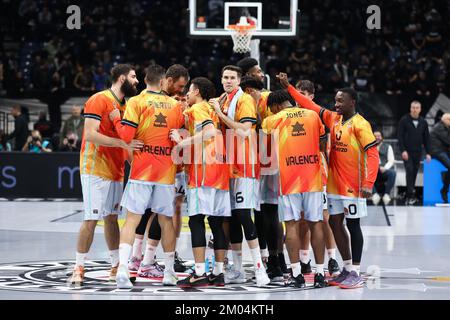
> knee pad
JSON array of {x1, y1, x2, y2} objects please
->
[{"x1": 189, "y1": 215, "x2": 206, "y2": 248}]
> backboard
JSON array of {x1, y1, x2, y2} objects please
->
[{"x1": 188, "y1": 0, "x2": 300, "y2": 38}]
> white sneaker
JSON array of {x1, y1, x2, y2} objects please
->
[
  {"x1": 372, "y1": 193, "x2": 381, "y2": 206},
  {"x1": 162, "y1": 269, "x2": 178, "y2": 286},
  {"x1": 224, "y1": 267, "x2": 246, "y2": 284},
  {"x1": 116, "y1": 265, "x2": 133, "y2": 289},
  {"x1": 382, "y1": 194, "x2": 391, "y2": 205},
  {"x1": 255, "y1": 267, "x2": 270, "y2": 287}
]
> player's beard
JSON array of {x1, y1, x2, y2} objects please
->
[{"x1": 121, "y1": 79, "x2": 137, "y2": 97}]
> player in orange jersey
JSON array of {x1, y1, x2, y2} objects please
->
[
  {"x1": 294, "y1": 80, "x2": 340, "y2": 276},
  {"x1": 169, "y1": 77, "x2": 231, "y2": 288},
  {"x1": 262, "y1": 90, "x2": 328, "y2": 288},
  {"x1": 209, "y1": 65, "x2": 270, "y2": 286},
  {"x1": 128, "y1": 64, "x2": 190, "y2": 276},
  {"x1": 279, "y1": 72, "x2": 379, "y2": 289},
  {"x1": 68, "y1": 64, "x2": 141, "y2": 287},
  {"x1": 109, "y1": 65, "x2": 185, "y2": 288}
]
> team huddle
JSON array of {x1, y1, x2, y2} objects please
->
[{"x1": 69, "y1": 58, "x2": 379, "y2": 290}]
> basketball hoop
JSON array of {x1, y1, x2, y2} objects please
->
[{"x1": 227, "y1": 16, "x2": 256, "y2": 54}]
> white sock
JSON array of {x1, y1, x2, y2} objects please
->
[
  {"x1": 213, "y1": 262, "x2": 224, "y2": 275},
  {"x1": 250, "y1": 247, "x2": 264, "y2": 270},
  {"x1": 75, "y1": 252, "x2": 86, "y2": 267},
  {"x1": 132, "y1": 238, "x2": 143, "y2": 258},
  {"x1": 195, "y1": 262, "x2": 206, "y2": 275},
  {"x1": 232, "y1": 250, "x2": 243, "y2": 271},
  {"x1": 164, "y1": 252, "x2": 175, "y2": 272},
  {"x1": 354, "y1": 265, "x2": 361, "y2": 275},
  {"x1": 142, "y1": 244, "x2": 157, "y2": 265},
  {"x1": 300, "y1": 250, "x2": 310, "y2": 264},
  {"x1": 175, "y1": 237, "x2": 180, "y2": 251},
  {"x1": 327, "y1": 248, "x2": 336, "y2": 260},
  {"x1": 343, "y1": 259, "x2": 353, "y2": 272},
  {"x1": 316, "y1": 264, "x2": 324, "y2": 276},
  {"x1": 291, "y1": 262, "x2": 301, "y2": 277},
  {"x1": 109, "y1": 249, "x2": 119, "y2": 267},
  {"x1": 260, "y1": 248, "x2": 269, "y2": 259},
  {"x1": 119, "y1": 243, "x2": 132, "y2": 268}
]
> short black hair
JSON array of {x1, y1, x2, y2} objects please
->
[
  {"x1": 166, "y1": 64, "x2": 189, "y2": 82},
  {"x1": 338, "y1": 87, "x2": 358, "y2": 103},
  {"x1": 145, "y1": 64, "x2": 166, "y2": 85},
  {"x1": 240, "y1": 76, "x2": 264, "y2": 91},
  {"x1": 191, "y1": 77, "x2": 216, "y2": 101},
  {"x1": 295, "y1": 80, "x2": 315, "y2": 95},
  {"x1": 111, "y1": 64, "x2": 134, "y2": 82},
  {"x1": 237, "y1": 57, "x2": 258, "y2": 75},
  {"x1": 221, "y1": 65, "x2": 242, "y2": 78},
  {"x1": 267, "y1": 90, "x2": 295, "y2": 109}
]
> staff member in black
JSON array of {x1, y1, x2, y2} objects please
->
[
  {"x1": 430, "y1": 113, "x2": 450, "y2": 203},
  {"x1": 398, "y1": 101, "x2": 431, "y2": 205}
]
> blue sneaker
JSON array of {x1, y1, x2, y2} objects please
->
[
  {"x1": 339, "y1": 271, "x2": 365, "y2": 289},
  {"x1": 328, "y1": 268, "x2": 349, "y2": 286}
]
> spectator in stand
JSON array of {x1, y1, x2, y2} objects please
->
[
  {"x1": 61, "y1": 106, "x2": 84, "y2": 143},
  {"x1": 93, "y1": 66, "x2": 108, "y2": 91},
  {"x1": 398, "y1": 101, "x2": 432, "y2": 205},
  {"x1": 7, "y1": 105, "x2": 29, "y2": 151},
  {"x1": 60, "y1": 131, "x2": 81, "y2": 152},
  {"x1": 430, "y1": 113, "x2": 450, "y2": 203},
  {"x1": 0, "y1": 130, "x2": 12, "y2": 152},
  {"x1": 372, "y1": 131, "x2": 396, "y2": 206},
  {"x1": 33, "y1": 111, "x2": 54, "y2": 140},
  {"x1": 22, "y1": 130, "x2": 52, "y2": 153}
]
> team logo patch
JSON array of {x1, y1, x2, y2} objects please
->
[
  {"x1": 154, "y1": 112, "x2": 168, "y2": 127},
  {"x1": 0, "y1": 260, "x2": 321, "y2": 296},
  {"x1": 291, "y1": 122, "x2": 306, "y2": 136}
]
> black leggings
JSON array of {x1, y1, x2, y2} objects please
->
[
  {"x1": 261, "y1": 204, "x2": 279, "y2": 252},
  {"x1": 346, "y1": 218, "x2": 363, "y2": 264},
  {"x1": 135, "y1": 209, "x2": 161, "y2": 241},
  {"x1": 254, "y1": 210, "x2": 267, "y2": 250},
  {"x1": 189, "y1": 215, "x2": 227, "y2": 250},
  {"x1": 230, "y1": 209, "x2": 258, "y2": 244}
]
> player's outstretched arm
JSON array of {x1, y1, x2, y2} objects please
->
[
  {"x1": 170, "y1": 123, "x2": 216, "y2": 148},
  {"x1": 84, "y1": 118, "x2": 130, "y2": 149},
  {"x1": 109, "y1": 109, "x2": 143, "y2": 151}
]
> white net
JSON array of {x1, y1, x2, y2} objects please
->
[{"x1": 230, "y1": 27, "x2": 255, "y2": 53}]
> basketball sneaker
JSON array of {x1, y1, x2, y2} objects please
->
[
  {"x1": 266, "y1": 255, "x2": 283, "y2": 282},
  {"x1": 291, "y1": 273, "x2": 306, "y2": 288},
  {"x1": 301, "y1": 260, "x2": 312, "y2": 274},
  {"x1": 109, "y1": 265, "x2": 118, "y2": 282},
  {"x1": 116, "y1": 265, "x2": 133, "y2": 289},
  {"x1": 162, "y1": 269, "x2": 178, "y2": 286},
  {"x1": 255, "y1": 266, "x2": 270, "y2": 287},
  {"x1": 278, "y1": 253, "x2": 289, "y2": 276},
  {"x1": 174, "y1": 252, "x2": 187, "y2": 272},
  {"x1": 177, "y1": 272, "x2": 209, "y2": 288},
  {"x1": 138, "y1": 262, "x2": 164, "y2": 278},
  {"x1": 128, "y1": 255, "x2": 142, "y2": 272},
  {"x1": 314, "y1": 273, "x2": 327, "y2": 288},
  {"x1": 208, "y1": 273, "x2": 225, "y2": 287},
  {"x1": 68, "y1": 265, "x2": 84, "y2": 287},
  {"x1": 328, "y1": 268, "x2": 350, "y2": 286},
  {"x1": 328, "y1": 258, "x2": 340, "y2": 275},
  {"x1": 339, "y1": 271, "x2": 365, "y2": 289},
  {"x1": 224, "y1": 265, "x2": 246, "y2": 284}
]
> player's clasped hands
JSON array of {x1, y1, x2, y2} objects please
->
[{"x1": 208, "y1": 98, "x2": 221, "y2": 114}]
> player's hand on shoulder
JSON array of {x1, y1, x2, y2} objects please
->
[
  {"x1": 209, "y1": 98, "x2": 221, "y2": 114},
  {"x1": 109, "y1": 108, "x2": 120, "y2": 122},
  {"x1": 169, "y1": 129, "x2": 183, "y2": 144},
  {"x1": 129, "y1": 139, "x2": 144, "y2": 151},
  {"x1": 276, "y1": 72, "x2": 290, "y2": 89}
]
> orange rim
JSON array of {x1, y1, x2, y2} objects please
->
[{"x1": 226, "y1": 24, "x2": 256, "y2": 31}]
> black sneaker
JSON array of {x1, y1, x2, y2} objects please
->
[
  {"x1": 174, "y1": 252, "x2": 187, "y2": 272},
  {"x1": 301, "y1": 260, "x2": 312, "y2": 274},
  {"x1": 328, "y1": 258, "x2": 340, "y2": 275},
  {"x1": 292, "y1": 273, "x2": 306, "y2": 288},
  {"x1": 278, "y1": 253, "x2": 289, "y2": 275},
  {"x1": 208, "y1": 273, "x2": 225, "y2": 287},
  {"x1": 440, "y1": 187, "x2": 449, "y2": 203},
  {"x1": 177, "y1": 272, "x2": 209, "y2": 288},
  {"x1": 267, "y1": 255, "x2": 283, "y2": 282},
  {"x1": 314, "y1": 273, "x2": 327, "y2": 288}
]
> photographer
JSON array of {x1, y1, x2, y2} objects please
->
[
  {"x1": 22, "y1": 130, "x2": 53, "y2": 153},
  {"x1": 60, "y1": 132, "x2": 81, "y2": 152}
]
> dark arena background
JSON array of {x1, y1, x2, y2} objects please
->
[{"x1": 0, "y1": 0, "x2": 449, "y2": 314}]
